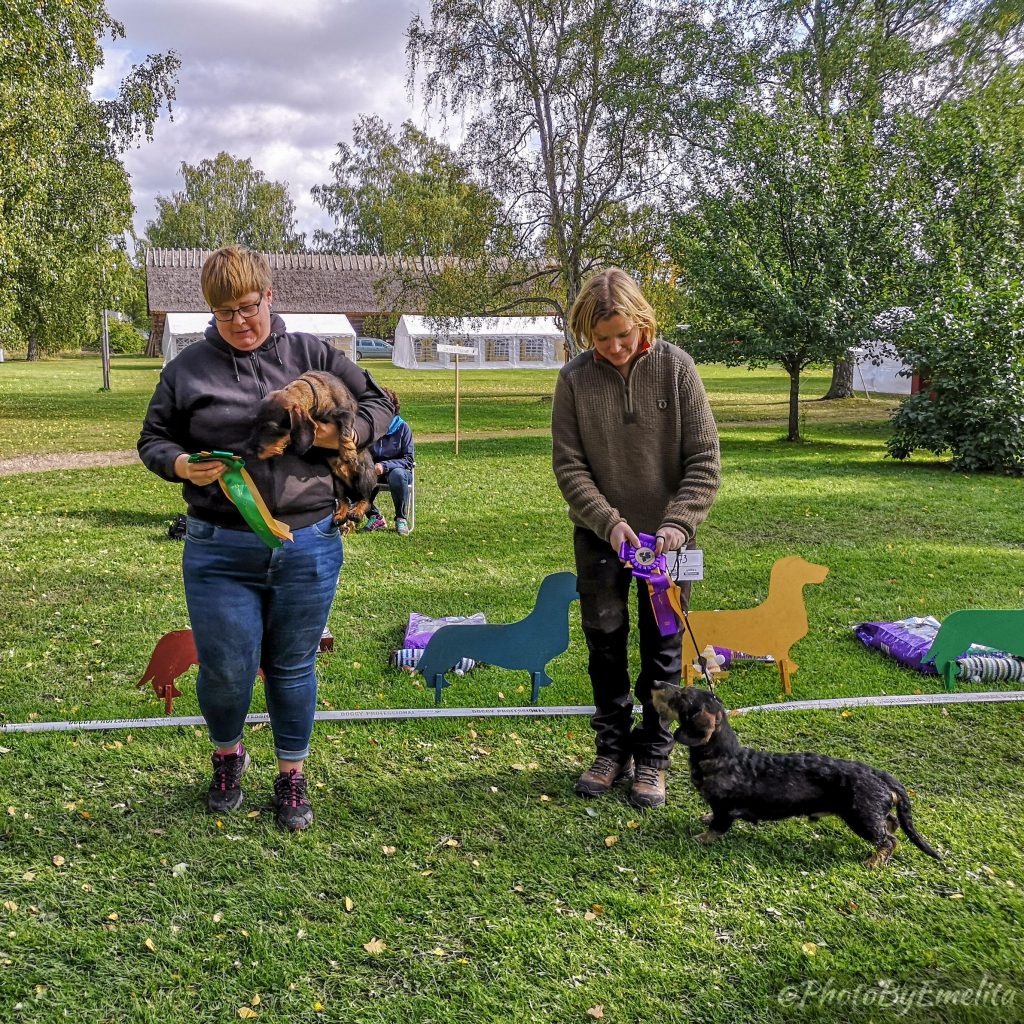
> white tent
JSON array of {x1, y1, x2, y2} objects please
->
[
  {"x1": 393, "y1": 315, "x2": 567, "y2": 370},
  {"x1": 851, "y1": 345, "x2": 913, "y2": 395},
  {"x1": 162, "y1": 312, "x2": 357, "y2": 364}
]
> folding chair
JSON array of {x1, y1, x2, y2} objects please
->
[{"x1": 370, "y1": 464, "x2": 415, "y2": 533}]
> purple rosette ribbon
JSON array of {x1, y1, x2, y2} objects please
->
[{"x1": 619, "y1": 532, "x2": 680, "y2": 637}]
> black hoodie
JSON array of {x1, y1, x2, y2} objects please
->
[{"x1": 138, "y1": 313, "x2": 394, "y2": 530}]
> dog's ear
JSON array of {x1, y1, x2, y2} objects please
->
[{"x1": 289, "y1": 404, "x2": 317, "y2": 454}]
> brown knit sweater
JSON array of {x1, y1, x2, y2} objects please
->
[{"x1": 551, "y1": 341, "x2": 720, "y2": 544}]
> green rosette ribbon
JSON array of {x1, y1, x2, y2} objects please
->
[{"x1": 187, "y1": 451, "x2": 293, "y2": 549}]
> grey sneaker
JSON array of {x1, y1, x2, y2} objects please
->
[
  {"x1": 273, "y1": 769, "x2": 314, "y2": 831},
  {"x1": 207, "y1": 745, "x2": 250, "y2": 814},
  {"x1": 575, "y1": 755, "x2": 634, "y2": 797},
  {"x1": 396, "y1": 517, "x2": 410, "y2": 536}
]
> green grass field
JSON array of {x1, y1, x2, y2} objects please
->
[{"x1": 1, "y1": 357, "x2": 1022, "y2": 1022}]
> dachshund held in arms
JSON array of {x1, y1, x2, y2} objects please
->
[
  {"x1": 652, "y1": 683, "x2": 942, "y2": 868},
  {"x1": 244, "y1": 370, "x2": 378, "y2": 529}
]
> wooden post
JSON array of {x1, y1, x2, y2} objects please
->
[{"x1": 436, "y1": 343, "x2": 477, "y2": 456}]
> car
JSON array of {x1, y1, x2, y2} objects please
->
[{"x1": 355, "y1": 337, "x2": 392, "y2": 360}]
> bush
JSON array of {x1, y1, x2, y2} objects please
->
[
  {"x1": 887, "y1": 281, "x2": 1024, "y2": 475},
  {"x1": 105, "y1": 317, "x2": 146, "y2": 355}
]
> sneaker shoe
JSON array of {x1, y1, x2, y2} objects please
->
[
  {"x1": 207, "y1": 744, "x2": 250, "y2": 814},
  {"x1": 575, "y1": 755, "x2": 634, "y2": 797},
  {"x1": 273, "y1": 769, "x2": 314, "y2": 831},
  {"x1": 396, "y1": 517, "x2": 410, "y2": 536},
  {"x1": 362, "y1": 512, "x2": 387, "y2": 532},
  {"x1": 628, "y1": 763, "x2": 667, "y2": 809}
]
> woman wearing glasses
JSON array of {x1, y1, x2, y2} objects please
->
[{"x1": 138, "y1": 246, "x2": 393, "y2": 831}]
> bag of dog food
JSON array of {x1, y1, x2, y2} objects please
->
[{"x1": 403, "y1": 611, "x2": 487, "y2": 650}]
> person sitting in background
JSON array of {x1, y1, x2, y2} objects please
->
[{"x1": 363, "y1": 386, "x2": 415, "y2": 536}]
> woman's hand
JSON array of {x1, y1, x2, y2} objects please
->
[
  {"x1": 174, "y1": 454, "x2": 227, "y2": 486},
  {"x1": 654, "y1": 526, "x2": 687, "y2": 554},
  {"x1": 610, "y1": 521, "x2": 640, "y2": 557},
  {"x1": 313, "y1": 421, "x2": 341, "y2": 449}
]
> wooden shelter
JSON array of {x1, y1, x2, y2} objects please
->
[{"x1": 145, "y1": 249, "x2": 416, "y2": 351}]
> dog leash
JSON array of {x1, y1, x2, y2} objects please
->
[{"x1": 187, "y1": 451, "x2": 293, "y2": 549}]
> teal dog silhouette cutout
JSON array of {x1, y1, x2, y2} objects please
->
[
  {"x1": 924, "y1": 609, "x2": 1024, "y2": 691},
  {"x1": 417, "y1": 571, "x2": 579, "y2": 704}
]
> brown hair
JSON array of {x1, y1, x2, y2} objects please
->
[
  {"x1": 567, "y1": 268, "x2": 656, "y2": 350},
  {"x1": 380, "y1": 385, "x2": 400, "y2": 415},
  {"x1": 200, "y1": 246, "x2": 272, "y2": 309}
]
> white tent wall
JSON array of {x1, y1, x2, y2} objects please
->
[
  {"x1": 393, "y1": 315, "x2": 567, "y2": 370},
  {"x1": 162, "y1": 312, "x2": 357, "y2": 364},
  {"x1": 851, "y1": 346, "x2": 913, "y2": 395}
]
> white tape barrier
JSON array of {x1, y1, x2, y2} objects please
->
[{"x1": 2, "y1": 689, "x2": 1023, "y2": 735}]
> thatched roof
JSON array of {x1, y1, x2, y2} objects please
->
[{"x1": 145, "y1": 249, "x2": 431, "y2": 315}]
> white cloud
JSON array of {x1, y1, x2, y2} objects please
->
[{"x1": 100, "y1": 0, "x2": 431, "y2": 242}]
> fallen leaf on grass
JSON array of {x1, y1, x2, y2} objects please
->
[
  {"x1": 626, "y1": 821, "x2": 640, "y2": 829},
  {"x1": 171, "y1": 863, "x2": 188, "y2": 877},
  {"x1": 587, "y1": 1005, "x2": 604, "y2": 1019},
  {"x1": 584, "y1": 911, "x2": 598, "y2": 922},
  {"x1": 443, "y1": 838, "x2": 460, "y2": 848},
  {"x1": 246, "y1": 811, "x2": 260, "y2": 819},
  {"x1": 106, "y1": 912, "x2": 119, "y2": 921},
  {"x1": 213, "y1": 912, "x2": 224, "y2": 923},
  {"x1": 363, "y1": 938, "x2": 386, "y2": 955},
  {"x1": 539, "y1": 795, "x2": 552, "y2": 803},
  {"x1": 143, "y1": 938, "x2": 157, "y2": 952},
  {"x1": 344, "y1": 897, "x2": 354, "y2": 913},
  {"x1": 51, "y1": 855, "x2": 65, "y2": 867},
  {"x1": 420, "y1": 870, "x2": 434, "y2": 877},
  {"x1": 237, "y1": 1008, "x2": 257, "y2": 1019},
  {"x1": 802, "y1": 942, "x2": 818, "y2": 956},
  {"x1": 312, "y1": 1002, "x2": 324, "y2": 1012},
  {"x1": 3, "y1": 901, "x2": 17, "y2": 913},
  {"x1": 382, "y1": 846, "x2": 397, "y2": 856},
  {"x1": 430, "y1": 947, "x2": 446, "y2": 956},
  {"x1": 603, "y1": 836, "x2": 619, "y2": 848},
  {"x1": 250, "y1": 995, "x2": 261, "y2": 1006},
  {"x1": 20, "y1": 872, "x2": 34, "y2": 882}
]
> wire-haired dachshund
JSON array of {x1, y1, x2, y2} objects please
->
[
  {"x1": 244, "y1": 370, "x2": 378, "y2": 529},
  {"x1": 651, "y1": 683, "x2": 942, "y2": 868}
]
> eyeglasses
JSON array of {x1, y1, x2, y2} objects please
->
[{"x1": 211, "y1": 294, "x2": 265, "y2": 322}]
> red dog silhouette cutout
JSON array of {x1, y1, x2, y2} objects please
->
[
  {"x1": 137, "y1": 629, "x2": 265, "y2": 714},
  {"x1": 137, "y1": 629, "x2": 332, "y2": 713}
]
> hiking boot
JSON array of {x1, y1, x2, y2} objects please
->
[
  {"x1": 575, "y1": 755, "x2": 634, "y2": 797},
  {"x1": 396, "y1": 517, "x2": 410, "y2": 536},
  {"x1": 362, "y1": 512, "x2": 387, "y2": 532},
  {"x1": 273, "y1": 769, "x2": 314, "y2": 831},
  {"x1": 628, "y1": 763, "x2": 667, "y2": 809},
  {"x1": 207, "y1": 744, "x2": 250, "y2": 814}
]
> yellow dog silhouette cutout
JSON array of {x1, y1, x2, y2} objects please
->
[{"x1": 682, "y1": 556, "x2": 829, "y2": 695}]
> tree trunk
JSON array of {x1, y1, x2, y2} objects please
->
[
  {"x1": 822, "y1": 349, "x2": 855, "y2": 399},
  {"x1": 787, "y1": 365, "x2": 801, "y2": 441},
  {"x1": 26, "y1": 333, "x2": 39, "y2": 361}
]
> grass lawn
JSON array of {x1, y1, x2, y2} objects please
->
[{"x1": 1, "y1": 358, "x2": 1023, "y2": 1022}]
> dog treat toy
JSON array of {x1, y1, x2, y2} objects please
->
[{"x1": 187, "y1": 450, "x2": 293, "y2": 549}]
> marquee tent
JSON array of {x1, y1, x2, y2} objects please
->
[
  {"x1": 392, "y1": 315, "x2": 567, "y2": 370},
  {"x1": 851, "y1": 346, "x2": 913, "y2": 395},
  {"x1": 162, "y1": 312, "x2": 357, "y2": 363}
]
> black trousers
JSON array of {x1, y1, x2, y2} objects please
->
[{"x1": 573, "y1": 526, "x2": 689, "y2": 769}]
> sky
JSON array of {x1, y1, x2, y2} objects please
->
[{"x1": 94, "y1": 0, "x2": 430, "y2": 243}]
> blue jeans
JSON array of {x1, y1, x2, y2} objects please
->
[
  {"x1": 182, "y1": 513, "x2": 344, "y2": 760},
  {"x1": 371, "y1": 466, "x2": 411, "y2": 519}
]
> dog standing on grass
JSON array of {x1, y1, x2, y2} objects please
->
[
  {"x1": 652, "y1": 683, "x2": 943, "y2": 868},
  {"x1": 244, "y1": 370, "x2": 378, "y2": 529}
]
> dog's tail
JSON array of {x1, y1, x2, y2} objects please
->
[{"x1": 891, "y1": 782, "x2": 943, "y2": 861}]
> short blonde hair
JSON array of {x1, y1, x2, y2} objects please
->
[
  {"x1": 200, "y1": 246, "x2": 272, "y2": 309},
  {"x1": 568, "y1": 268, "x2": 656, "y2": 350}
]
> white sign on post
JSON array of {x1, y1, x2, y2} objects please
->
[
  {"x1": 666, "y1": 549, "x2": 705, "y2": 581},
  {"x1": 436, "y1": 344, "x2": 478, "y2": 356},
  {"x1": 435, "y1": 344, "x2": 478, "y2": 454}
]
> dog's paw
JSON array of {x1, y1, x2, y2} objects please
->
[
  {"x1": 701, "y1": 812, "x2": 715, "y2": 826},
  {"x1": 695, "y1": 830, "x2": 722, "y2": 845}
]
